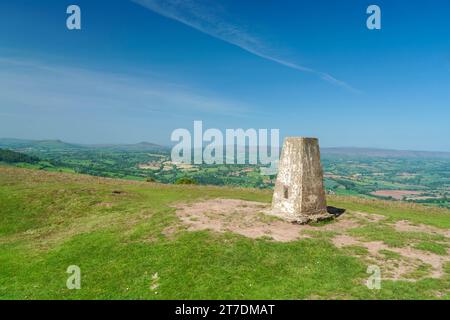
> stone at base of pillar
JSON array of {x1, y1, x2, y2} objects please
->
[{"x1": 264, "y1": 209, "x2": 332, "y2": 225}]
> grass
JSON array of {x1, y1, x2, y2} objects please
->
[
  {"x1": 0, "y1": 165, "x2": 449, "y2": 299},
  {"x1": 328, "y1": 196, "x2": 450, "y2": 228},
  {"x1": 414, "y1": 242, "x2": 448, "y2": 256},
  {"x1": 403, "y1": 264, "x2": 433, "y2": 280},
  {"x1": 379, "y1": 249, "x2": 402, "y2": 260},
  {"x1": 348, "y1": 224, "x2": 445, "y2": 248},
  {"x1": 341, "y1": 245, "x2": 369, "y2": 256}
]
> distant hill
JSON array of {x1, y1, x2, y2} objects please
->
[
  {"x1": 223, "y1": 145, "x2": 450, "y2": 160},
  {"x1": 0, "y1": 138, "x2": 167, "y2": 153},
  {"x1": 321, "y1": 147, "x2": 450, "y2": 159},
  {"x1": 0, "y1": 148, "x2": 40, "y2": 164},
  {"x1": 1, "y1": 138, "x2": 449, "y2": 159},
  {"x1": 0, "y1": 138, "x2": 84, "y2": 151},
  {"x1": 89, "y1": 141, "x2": 168, "y2": 152}
]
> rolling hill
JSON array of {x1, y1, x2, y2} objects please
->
[
  {"x1": 0, "y1": 149, "x2": 40, "y2": 164},
  {"x1": 0, "y1": 138, "x2": 84, "y2": 151},
  {"x1": 0, "y1": 138, "x2": 166, "y2": 153},
  {"x1": 2, "y1": 138, "x2": 450, "y2": 159}
]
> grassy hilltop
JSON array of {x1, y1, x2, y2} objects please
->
[{"x1": 0, "y1": 165, "x2": 449, "y2": 299}]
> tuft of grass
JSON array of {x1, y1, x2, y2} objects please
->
[
  {"x1": 403, "y1": 264, "x2": 433, "y2": 280},
  {"x1": 379, "y1": 249, "x2": 402, "y2": 260},
  {"x1": 444, "y1": 262, "x2": 450, "y2": 275},
  {"x1": 341, "y1": 245, "x2": 369, "y2": 256},
  {"x1": 309, "y1": 217, "x2": 335, "y2": 227},
  {"x1": 414, "y1": 242, "x2": 448, "y2": 256},
  {"x1": 256, "y1": 212, "x2": 282, "y2": 223}
]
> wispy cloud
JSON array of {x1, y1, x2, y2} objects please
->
[
  {"x1": 133, "y1": 0, "x2": 359, "y2": 92},
  {"x1": 0, "y1": 57, "x2": 251, "y2": 117}
]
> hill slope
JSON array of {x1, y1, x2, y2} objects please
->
[
  {"x1": 3, "y1": 138, "x2": 450, "y2": 159},
  {"x1": 0, "y1": 166, "x2": 449, "y2": 299},
  {"x1": 321, "y1": 147, "x2": 450, "y2": 159},
  {"x1": 0, "y1": 138, "x2": 167, "y2": 153},
  {"x1": 0, "y1": 149, "x2": 40, "y2": 164}
]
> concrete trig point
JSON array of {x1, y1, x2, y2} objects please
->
[{"x1": 270, "y1": 137, "x2": 329, "y2": 224}]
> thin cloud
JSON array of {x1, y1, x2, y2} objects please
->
[
  {"x1": 133, "y1": 0, "x2": 359, "y2": 93},
  {"x1": 0, "y1": 57, "x2": 252, "y2": 117}
]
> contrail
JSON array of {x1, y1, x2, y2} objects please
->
[{"x1": 132, "y1": 0, "x2": 360, "y2": 93}]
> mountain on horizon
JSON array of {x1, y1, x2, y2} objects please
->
[
  {"x1": 321, "y1": 147, "x2": 450, "y2": 159},
  {"x1": 0, "y1": 138, "x2": 83, "y2": 151},
  {"x1": 0, "y1": 138, "x2": 167, "y2": 152},
  {"x1": 1, "y1": 138, "x2": 450, "y2": 159}
]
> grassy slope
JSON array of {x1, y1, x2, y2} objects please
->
[{"x1": 0, "y1": 165, "x2": 449, "y2": 299}]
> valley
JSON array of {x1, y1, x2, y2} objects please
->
[{"x1": 1, "y1": 138, "x2": 449, "y2": 208}]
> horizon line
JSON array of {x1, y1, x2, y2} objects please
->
[{"x1": 1, "y1": 137, "x2": 450, "y2": 154}]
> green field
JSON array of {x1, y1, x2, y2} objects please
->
[
  {"x1": 1, "y1": 139, "x2": 449, "y2": 209},
  {"x1": 0, "y1": 165, "x2": 449, "y2": 299}
]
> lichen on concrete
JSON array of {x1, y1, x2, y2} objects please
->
[{"x1": 270, "y1": 137, "x2": 329, "y2": 224}]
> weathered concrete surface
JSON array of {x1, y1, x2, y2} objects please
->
[{"x1": 270, "y1": 137, "x2": 329, "y2": 224}]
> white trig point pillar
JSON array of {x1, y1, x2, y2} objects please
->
[{"x1": 271, "y1": 137, "x2": 329, "y2": 224}]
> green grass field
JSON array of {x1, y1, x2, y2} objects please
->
[{"x1": 0, "y1": 165, "x2": 449, "y2": 299}]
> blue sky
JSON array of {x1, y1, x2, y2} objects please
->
[{"x1": 0, "y1": 0, "x2": 449, "y2": 151}]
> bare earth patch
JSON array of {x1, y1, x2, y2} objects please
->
[
  {"x1": 96, "y1": 202, "x2": 113, "y2": 208},
  {"x1": 332, "y1": 234, "x2": 450, "y2": 280},
  {"x1": 174, "y1": 199, "x2": 304, "y2": 242},
  {"x1": 173, "y1": 199, "x2": 357, "y2": 242},
  {"x1": 394, "y1": 220, "x2": 450, "y2": 238},
  {"x1": 352, "y1": 211, "x2": 387, "y2": 222}
]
